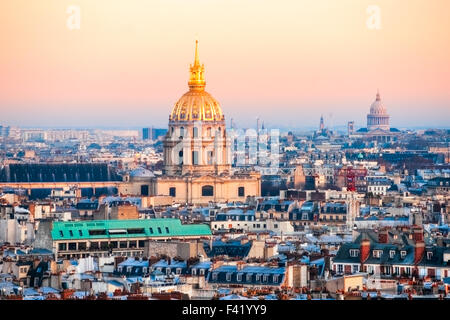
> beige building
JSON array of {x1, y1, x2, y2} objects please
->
[{"x1": 122, "y1": 41, "x2": 261, "y2": 204}]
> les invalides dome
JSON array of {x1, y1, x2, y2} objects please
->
[{"x1": 169, "y1": 40, "x2": 224, "y2": 123}]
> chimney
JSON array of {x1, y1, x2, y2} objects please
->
[
  {"x1": 414, "y1": 241, "x2": 425, "y2": 265},
  {"x1": 378, "y1": 228, "x2": 388, "y2": 244},
  {"x1": 360, "y1": 239, "x2": 371, "y2": 264},
  {"x1": 412, "y1": 227, "x2": 424, "y2": 242}
]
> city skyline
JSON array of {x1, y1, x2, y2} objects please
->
[{"x1": 1, "y1": 0, "x2": 449, "y2": 128}]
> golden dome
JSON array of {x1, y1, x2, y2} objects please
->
[{"x1": 169, "y1": 41, "x2": 224, "y2": 123}]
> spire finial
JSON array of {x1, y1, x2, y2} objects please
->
[
  {"x1": 194, "y1": 39, "x2": 200, "y2": 66},
  {"x1": 376, "y1": 89, "x2": 380, "y2": 101},
  {"x1": 188, "y1": 40, "x2": 205, "y2": 90}
]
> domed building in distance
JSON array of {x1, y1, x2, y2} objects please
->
[
  {"x1": 123, "y1": 41, "x2": 261, "y2": 204},
  {"x1": 367, "y1": 90, "x2": 390, "y2": 131},
  {"x1": 354, "y1": 90, "x2": 400, "y2": 143}
]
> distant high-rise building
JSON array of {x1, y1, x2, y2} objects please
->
[
  {"x1": 142, "y1": 127, "x2": 167, "y2": 141},
  {"x1": 347, "y1": 121, "x2": 354, "y2": 136},
  {"x1": 142, "y1": 127, "x2": 151, "y2": 140}
]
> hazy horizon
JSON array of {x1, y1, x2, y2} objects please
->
[{"x1": 1, "y1": 0, "x2": 449, "y2": 128}]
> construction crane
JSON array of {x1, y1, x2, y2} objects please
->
[{"x1": 335, "y1": 166, "x2": 367, "y2": 192}]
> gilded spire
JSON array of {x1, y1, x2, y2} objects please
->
[
  {"x1": 188, "y1": 40, "x2": 206, "y2": 90},
  {"x1": 194, "y1": 40, "x2": 200, "y2": 66}
]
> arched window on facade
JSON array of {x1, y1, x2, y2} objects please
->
[
  {"x1": 202, "y1": 185, "x2": 214, "y2": 197},
  {"x1": 193, "y1": 127, "x2": 198, "y2": 138}
]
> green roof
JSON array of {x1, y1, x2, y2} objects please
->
[{"x1": 51, "y1": 219, "x2": 211, "y2": 241}]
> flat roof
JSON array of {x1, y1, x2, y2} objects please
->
[{"x1": 51, "y1": 218, "x2": 211, "y2": 241}]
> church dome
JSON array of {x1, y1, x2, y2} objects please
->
[
  {"x1": 370, "y1": 91, "x2": 387, "y2": 115},
  {"x1": 169, "y1": 41, "x2": 224, "y2": 123},
  {"x1": 170, "y1": 90, "x2": 223, "y2": 122},
  {"x1": 129, "y1": 168, "x2": 155, "y2": 178}
]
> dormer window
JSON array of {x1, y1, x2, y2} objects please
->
[
  {"x1": 192, "y1": 269, "x2": 197, "y2": 276},
  {"x1": 226, "y1": 273, "x2": 232, "y2": 282},
  {"x1": 212, "y1": 272, "x2": 218, "y2": 281},
  {"x1": 237, "y1": 273, "x2": 243, "y2": 282},
  {"x1": 349, "y1": 249, "x2": 359, "y2": 257},
  {"x1": 273, "y1": 274, "x2": 279, "y2": 282},
  {"x1": 373, "y1": 250, "x2": 382, "y2": 258},
  {"x1": 199, "y1": 269, "x2": 205, "y2": 276},
  {"x1": 427, "y1": 252, "x2": 433, "y2": 260},
  {"x1": 389, "y1": 250, "x2": 395, "y2": 259},
  {"x1": 400, "y1": 251, "x2": 407, "y2": 258}
]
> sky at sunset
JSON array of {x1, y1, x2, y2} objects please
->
[{"x1": 0, "y1": 0, "x2": 449, "y2": 130}]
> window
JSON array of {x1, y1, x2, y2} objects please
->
[
  {"x1": 273, "y1": 275, "x2": 279, "y2": 282},
  {"x1": 176, "y1": 268, "x2": 182, "y2": 275},
  {"x1": 78, "y1": 230, "x2": 83, "y2": 236},
  {"x1": 169, "y1": 187, "x2": 176, "y2": 197},
  {"x1": 353, "y1": 265, "x2": 359, "y2": 273},
  {"x1": 178, "y1": 151, "x2": 183, "y2": 164},
  {"x1": 193, "y1": 127, "x2": 198, "y2": 138},
  {"x1": 166, "y1": 268, "x2": 171, "y2": 275},
  {"x1": 202, "y1": 185, "x2": 214, "y2": 197},
  {"x1": 179, "y1": 127, "x2": 185, "y2": 137},
  {"x1": 119, "y1": 241, "x2": 127, "y2": 248},
  {"x1": 199, "y1": 269, "x2": 205, "y2": 276},
  {"x1": 127, "y1": 266, "x2": 132, "y2": 273},
  {"x1": 157, "y1": 227, "x2": 162, "y2": 234},
  {"x1": 88, "y1": 229, "x2": 107, "y2": 236},
  {"x1": 349, "y1": 249, "x2": 359, "y2": 257},
  {"x1": 149, "y1": 228, "x2": 154, "y2": 234},
  {"x1": 59, "y1": 231, "x2": 64, "y2": 237},
  {"x1": 165, "y1": 227, "x2": 170, "y2": 233},
  {"x1": 127, "y1": 228, "x2": 145, "y2": 234},
  {"x1": 400, "y1": 251, "x2": 407, "y2": 258},
  {"x1": 338, "y1": 265, "x2": 343, "y2": 273},
  {"x1": 58, "y1": 243, "x2": 67, "y2": 251},
  {"x1": 69, "y1": 230, "x2": 73, "y2": 237},
  {"x1": 263, "y1": 275, "x2": 268, "y2": 282},
  {"x1": 128, "y1": 241, "x2": 136, "y2": 248},
  {"x1": 427, "y1": 252, "x2": 433, "y2": 260},
  {"x1": 192, "y1": 151, "x2": 199, "y2": 165},
  {"x1": 237, "y1": 273, "x2": 242, "y2": 282},
  {"x1": 238, "y1": 187, "x2": 245, "y2": 197},
  {"x1": 373, "y1": 250, "x2": 382, "y2": 258},
  {"x1": 212, "y1": 272, "x2": 218, "y2": 281},
  {"x1": 246, "y1": 274, "x2": 252, "y2": 282},
  {"x1": 389, "y1": 250, "x2": 395, "y2": 259}
]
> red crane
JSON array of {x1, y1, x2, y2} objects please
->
[{"x1": 335, "y1": 166, "x2": 367, "y2": 192}]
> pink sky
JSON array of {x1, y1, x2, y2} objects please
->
[{"x1": 0, "y1": 0, "x2": 449, "y2": 129}]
